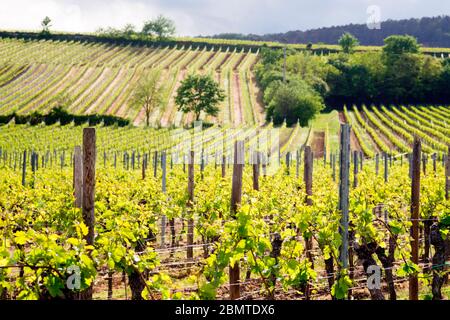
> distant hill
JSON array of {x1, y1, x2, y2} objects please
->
[{"x1": 209, "y1": 16, "x2": 450, "y2": 48}]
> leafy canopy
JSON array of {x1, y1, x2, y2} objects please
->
[
  {"x1": 265, "y1": 80, "x2": 324, "y2": 126},
  {"x1": 142, "y1": 15, "x2": 176, "y2": 40},
  {"x1": 175, "y1": 74, "x2": 225, "y2": 122},
  {"x1": 383, "y1": 35, "x2": 420, "y2": 55},
  {"x1": 338, "y1": 33, "x2": 359, "y2": 54},
  {"x1": 131, "y1": 69, "x2": 162, "y2": 126},
  {"x1": 41, "y1": 16, "x2": 52, "y2": 35}
]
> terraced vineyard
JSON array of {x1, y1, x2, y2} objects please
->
[
  {"x1": 343, "y1": 105, "x2": 450, "y2": 158},
  {"x1": 0, "y1": 37, "x2": 264, "y2": 127}
]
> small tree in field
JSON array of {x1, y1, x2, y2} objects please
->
[
  {"x1": 142, "y1": 15, "x2": 176, "y2": 41},
  {"x1": 41, "y1": 16, "x2": 52, "y2": 35},
  {"x1": 131, "y1": 70, "x2": 162, "y2": 126},
  {"x1": 338, "y1": 32, "x2": 359, "y2": 54},
  {"x1": 175, "y1": 74, "x2": 225, "y2": 122}
]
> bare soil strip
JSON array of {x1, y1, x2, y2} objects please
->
[
  {"x1": 160, "y1": 69, "x2": 187, "y2": 127},
  {"x1": 361, "y1": 110, "x2": 398, "y2": 150},
  {"x1": 86, "y1": 67, "x2": 127, "y2": 114},
  {"x1": 0, "y1": 64, "x2": 47, "y2": 102},
  {"x1": 199, "y1": 51, "x2": 217, "y2": 70},
  {"x1": 311, "y1": 131, "x2": 325, "y2": 158},
  {"x1": 70, "y1": 68, "x2": 111, "y2": 113},
  {"x1": 250, "y1": 73, "x2": 265, "y2": 124},
  {"x1": 339, "y1": 111, "x2": 363, "y2": 153},
  {"x1": 181, "y1": 50, "x2": 201, "y2": 69},
  {"x1": 0, "y1": 64, "x2": 31, "y2": 88},
  {"x1": 232, "y1": 72, "x2": 243, "y2": 126},
  {"x1": 216, "y1": 53, "x2": 232, "y2": 71},
  {"x1": 233, "y1": 53, "x2": 247, "y2": 71},
  {"x1": 29, "y1": 66, "x2": 80, "y2": 112},
  {"x1": 106, "y1": 69, "x2": 137, "y2": 115}
]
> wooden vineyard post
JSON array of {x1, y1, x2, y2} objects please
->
[
  {"x1": 222, "y1": 155, "x2": 226, "y2": 178},
  {"x1": 82, "y1": 128, "x2": 96, "y2": 246},
  {"x1": 153, "y1": 151, "x2": 158, "y2": 178},
  {"x1": 200, "y1": 151, "x2": 205, "y2": 180},
  {"x1": 408, "y1": 153, "x2": 413, "y2": 179},
  {"x1": 375, "y1": 153, "x2": 379, "y2": 176},
  {"x1": 409, "y1": 137, "x2": 421, "y2": 301},
  {"x1": 360, "y1": 151, "x2": 363, "y2": 170},
  {"x1": 187, "y1": 151, "x2": 195, "y2": 260},
  {"x1": 446, "y1": 146, "x2": 449, "y2": 200},
  {"x1": 161, "y1": 152, "x2": 167, "y2": 248},
  {"x1": 304, "y1": 146, "x2": 313, "y2": 206},
  {"x1": 22, "y1": 150, "x2": 26, "y2": 186},
  {"x1": 338, "y1": 124, "x2": 351, "y2": 290},
  {"x1": 331, "y1": 154, "x2": 336, "y2": 181},
  {"x1": 353, "y1": 150, "x2": 358, "y2": 188},
  {"x1": 304, "y1": 146, "x2": 314, "y2": 299},
  {"x1": 422, "y1": 154, "x2": 427, "y2": 176},
  {"x1": 384, "y1": 152, "x2": 388, "y2": 183},
  {"x1": 252, "y1": 151, "x2": 260, "y2": 191},
  {"x1": 73, "y1": 146, "x2": 83, "y2": 209},
  {"x1": 286, "y1": 152, "x2": 291, "y2": 176},
  {"x1": 142, "y1": 154, "x2": 146, "y2": 180},
  {"x1": 296, "y1": 149, "x2": 300, "y2": 178},
  {"x1": 230, "y1": 140, "x2": 244, "y2": 300},
  {"x1": 432, "y1": 153, "x2": 437, "y2": 174},
  {"x1": 82, "y1": 128, "x2": 96, "y2": 300}
]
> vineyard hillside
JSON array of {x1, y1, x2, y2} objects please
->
[{"x1": 0, "y1": 38, "x2": 264, "y2": 127}]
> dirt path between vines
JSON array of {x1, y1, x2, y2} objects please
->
[
  {"x1": 232, "y1": 73, "x2": 243, "y2": 126},
  {"x1": 250, "y1": 73, "x2": 265, "y2": 124},
  {"x1": 311, "y1": 131, "x2": 325, "y2": 158},
  {"x1": 361, "y1": 110, "x2": 397, "y2": 151},
  {"x1": 86, "y1": 67, "x2": 127, "y2": 114},
  {"x1": 338, "y1": 111, "x2": 362, "y2": 153},
  {"x1": 160, "y1": 69, "x2": 187, "y2": 127},
  {"x1": 70, "y1": 67, "x2": 111, "y2": 113}
]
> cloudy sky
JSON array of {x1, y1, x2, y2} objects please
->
[{"x1": 0, "y1": 0, "x2": 448, "y2": 36}]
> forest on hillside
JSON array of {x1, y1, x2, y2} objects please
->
[{"x1": 210, "y1": 16, "x2": 450, "y2": 47}]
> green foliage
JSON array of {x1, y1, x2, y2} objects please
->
[
  {"x1": 338, "y1": 33, "x2": 359, "y2": 54},
  {"x1": 265, "y1": 80, "x2": 324, "y2": 126},
  {"x1": 383, "y1": 35, "x2": 420, "y2": 55},
  {"x1": 130, "y1": 69, "x2": 162, "y2": 126},
  {"x1": 0, "y1": 107, "x2": 129, "y2": 126},
  {"x1": 175, "y1": 74, "x2": 225, "y2": 121},
  {"x1": 142, "y1": 15, "x2": 176, "y2": 41},
  {"x1": 40, "y1": 16, "x2": 52, "y2": 35}
]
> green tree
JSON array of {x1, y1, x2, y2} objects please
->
[
  {"x1": 41, "y1": 16, "x2": 52, "y2": 35},
  {"x1": 122, "y1": 24, "x2": 136, "y2": 38},
  {"x1": 327, "y1": 55, "x2": 375, "y2": 104},
  {"x1": 142, "y1": 15, "x2": 176, "y2": 41},
  {"x1": 338, "y1": 33, "x2": 359, "y2": 54},
  {"x1": 418, "y1": 55, "x2": 443, "y2": 101},
  {"x1": 266, "y1": 80, "x2": 324, "y2": 126},
  {"x1": 381, "y1": 35, "x2": 422, "y2": 103},
  {"x1": 131, "y1": 70, "x2": 162, "y2": 126},
  {"x1": 175, "y1": 74, "x2": 225, "y2": 122},
  {"x1": 382, "y1": 35, "x2": 420, "y2": 55},
  {"x1": 382, "y1": 53, "x2": 422, "y2": 103}
]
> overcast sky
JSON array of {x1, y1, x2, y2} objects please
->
[{"x1": 0, "y1": 0, "x2": 448, "y2": 36}]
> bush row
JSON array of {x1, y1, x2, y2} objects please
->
[{"x1": 0, "y1": 107, "x2": 130, "y2": 127}]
